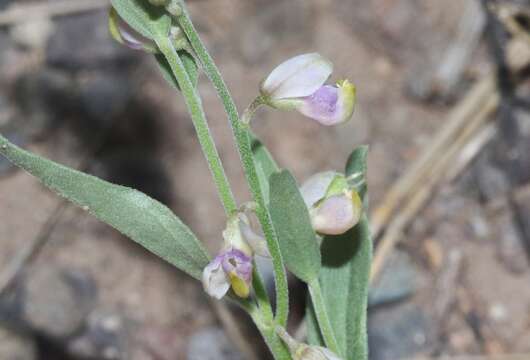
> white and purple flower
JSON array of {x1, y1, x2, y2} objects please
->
[
  {"x1": 202, "y1": 213, "x2": 269, "y2": 299},
  {"x1": 202, "y1": 248, "x2": 253, "y2": 299},
  {"x1": 300, "y1": 171, "x2": 362, "y2": 235},
  {"x1": 260, "y1": 53, "x2": 356, "y2": 126}
]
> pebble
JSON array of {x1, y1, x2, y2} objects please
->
[
  {"x1": 187, "y1": 327, "x2": 243, "y2": 360},
  {"x1": 0, "y1": 325, "x2": 37, "y2": 360},
  {"x1": 369, "y1": 250, "x2": 418, "y2": 307},
  {"x1": 20, "y1": 266, "x2": 96, "y2": 339},
  {"x1": 368, "y1": 303, "x2": 433, "y2": 360}
]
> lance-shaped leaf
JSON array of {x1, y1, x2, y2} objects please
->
[
  {"x1": 0, "y1": 135, "x2": 209, "y2": 280},
  {"x1": 156, "y1": 50, "x2": 199, "y2": 91},
  {"x1": 250, "y1": 134, "x2": 278, "y2": 204},
  {"x1": 269, "y1": 170, "x2": 320, "y2": 283},
  {"x1": 111, "y1": 0, "x2": 171, "y2": 40}
]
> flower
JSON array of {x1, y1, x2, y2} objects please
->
[
  {"x1": 295, "y1": 345, "x2": 342, "y2": 360},
  {"x1": 300, "y1": 171, "x2": 362, "y2": 235},
  {"x1": 108, "y1": 8, "x2": 158, "y2": 52},
  {"x1": 202, "y1": 248, "x2": 253, "y2": 299},
  {"x1": 202, "y1": 213, "x2": 269, "y2": 299},
  {"x1": 260, "y1": 53, "x2": 356, "y2": 126}
]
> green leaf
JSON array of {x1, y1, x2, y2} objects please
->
[
  {"x1": 314, "y1": 217, "x2": 372, "y2": 359},
  {"x1": 345, "y1": 145, "x2": 369, "y2": 199},
  {"x1": 111, "y1": 0, "x2": 171, "y2": 39},
  {"x1": 156, "y1": 50, "x2": 199, "y2": 91},
  {"x1": 0, "y1": 135, "x2": 210, "y2": 280},
  {"x1": 250, "y1": 134, "x2": 278, "y2": 204},
  {"x1": 269, "y1": 170, "x2": 320, "y2": 283}
]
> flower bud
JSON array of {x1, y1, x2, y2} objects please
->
[
  {"x1": 300, "y1": 171, "x2": 362, "y2": 235},
  {"x1": 108, "y1": 8, "x2": 158, "y2": 53},
  {"x1": 260, "y1": 53, "x2": 355, "y2": 126},
  {"x1": 295, "y1": 345, "x2": 342, "y2": 360}
]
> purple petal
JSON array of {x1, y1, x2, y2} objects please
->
[
  {"x1": 221, "y1": 249, "x2": 253, "y2": 284},
  {"x1": 297, "y1": 81, "x2": 356, "y2": 126},
  {"x1": 311, "y1": 193, "x2": 361, "y2": 235}
]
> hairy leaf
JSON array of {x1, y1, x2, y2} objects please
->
[
  {"x1": 250, "y1": 134, "x2": 278, "y2": 204},
  {"x1": 111, "y1": 0, "x2": 171, "y2": 39},
  {"x1": 269, "y1": 170, "x2": 320, "y2": 283},
  {"x1": 0, "y1": 135, "x2": 209, "y2": 280}
]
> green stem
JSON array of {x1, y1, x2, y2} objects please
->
[
  {"x1": 155, "y1": 37, "x2": 237, "y2": 215},
  {"x1": 241, "y1": 95, "x2": 265, "y2": 125},
  {"x1": 250, "y1": 307, "x2": 293, "y2": 360},
  {"x1": 308, "y1": 279, "x2": 340, "y2": 355},
  {"x1": 175, "y1": 5, "x2": 290, "y2": 326}
]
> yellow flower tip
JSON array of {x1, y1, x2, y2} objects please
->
[{"x1": 229, "y1": 272, "x2": 250, "y2": 298}]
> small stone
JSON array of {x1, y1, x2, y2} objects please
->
[
  {"x1": 368, "y1": 303, "x2": 433, "y2": 360},
  {"x1": 20, "y1": 266, "x2": 96, "y2": 339},
  {"x1": 187, "y1": 327, "x2": 243, "y2": 360},
  {"x1": 10, "y1": 18, "x2": 54, "y2": 50},
  {"x1": 67, "y1": 309, "x2": 129, "y2": 360},
  {"x1": 369, "y1": 250, "x2": 418, "y2": 307},
  {"x1": 0, "y1": 325, "x2": 37, "y2": 360}
]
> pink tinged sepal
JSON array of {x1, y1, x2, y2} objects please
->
[
  {"x1": 261, "y1": 53, "x2": 333, "y2": 100},
  {"x1": 108, "y1": 8, "x2": 158, "y2": 53}
]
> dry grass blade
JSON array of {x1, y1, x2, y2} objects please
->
[{"x1": 0, "y1": 0, "x2": 109, "y2": 26}]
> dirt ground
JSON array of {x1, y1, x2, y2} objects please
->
[{"x1": 1, "y1": 0, "x2": 530, "y2": 359}]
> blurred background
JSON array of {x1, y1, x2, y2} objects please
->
[{"x1": 1, "y1": 0, "x2": 530, "y2": 359}]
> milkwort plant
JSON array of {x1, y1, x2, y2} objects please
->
[{"x1": 0, "y1": 1, "x2": 372, "y2": 359}]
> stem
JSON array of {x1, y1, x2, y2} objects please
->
[
  {"x1": 155, "y1": 37, "x2": 238, "y2": 215},
  {"x1": 275, "y1": 326, "x2": 300, "y2": 354},
  {"x1": 250, "y1": 307, "x2": 293, "y2": 360},
  {"x1": 241, "y1": 95, "x2": 265, "y2": 125},
  {"x1": 175, "y1": 5, "x2": 290, "y2": 326},
  {"x1": 308, "y1": 279, "x2": 340, "y2": 355}
]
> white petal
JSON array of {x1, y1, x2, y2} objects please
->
[
  {"x1": 202, "y1": 260, "x2": 230, "y2": 299},
  {"x1": 300, "y1": 171, "x2": 338, "y2": 208},
  {"x1": 261, "y1": 53, "x2": 333, "y2": 100}
]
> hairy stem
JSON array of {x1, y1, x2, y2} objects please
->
[
  {"x1": 250, "y1": 307, "x2": 292, "y2": 360},
  {"x1": 308, "y1": 279, "x2": 340, "y2": 355},
  {"x1": 175, "y1": 4, "x2": 290, "y2": 326},
  {"x1": 156, "y1": 37, "x2": 237, "y2": 215}
]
